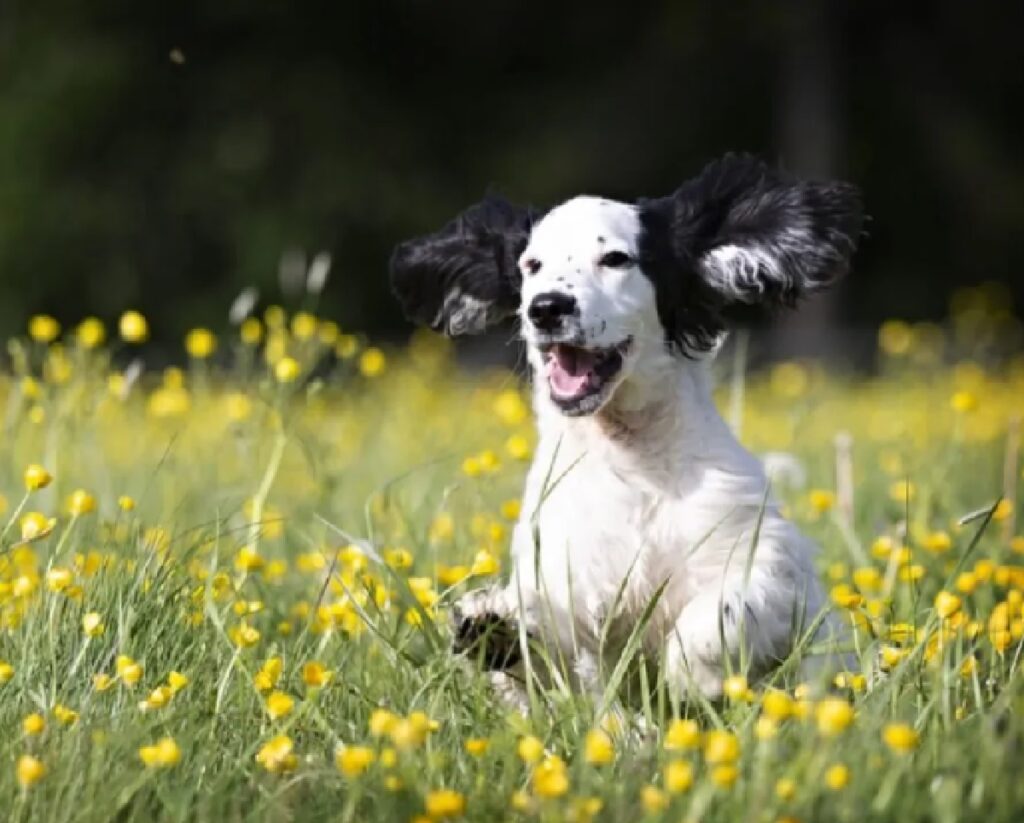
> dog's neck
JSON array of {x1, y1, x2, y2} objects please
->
[{"x1": 534, "y1": 348, "x2": 757, "y2": 486}]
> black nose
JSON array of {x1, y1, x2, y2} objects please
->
[{"x1": 527, "y1": 292, "x2": 577, "y2": 332}]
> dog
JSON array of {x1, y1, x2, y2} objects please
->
[{"x1": 390, "y1": 154, "x2": 862, "y2": 708}]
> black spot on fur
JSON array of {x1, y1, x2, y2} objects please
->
[{"x1": 637, "y1": 153, "x2": 864, "y2": 353}]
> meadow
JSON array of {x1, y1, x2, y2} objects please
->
[{"x1": 0, "y1": 285, "x2": 1022, "y2": 822}]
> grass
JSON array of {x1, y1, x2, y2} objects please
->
[{"x1": 0, "y1": 295, "x2": 1022, "y2": 822}]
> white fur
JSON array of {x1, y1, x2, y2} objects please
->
[{"x1": 459, "y1": 196, "x2": 847, "y2": 703}]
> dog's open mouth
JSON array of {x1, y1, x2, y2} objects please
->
[{"x1": 542, "y1": 338, "x2": 631, "y2": 415}]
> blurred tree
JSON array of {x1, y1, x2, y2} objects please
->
[{"x1": 0, "y1": 0, "x2": 1021, "y2": 351}]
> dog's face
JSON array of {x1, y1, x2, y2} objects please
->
[
  {"x1": 517, "y1": 197, "x2": 656, "y2": 415},
  {"x1": 391, "y1": 154, "x2": 863, "y2": 417}
]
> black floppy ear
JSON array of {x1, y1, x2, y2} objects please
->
[
  {"x1": 638, "y1": 154, "x2": 864, "y2": 351},
  {"x1": 389, "y1": 196, "x2": 537, "y2": 335}
]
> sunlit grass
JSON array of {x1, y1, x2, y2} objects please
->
[{"x1": 0, "y1": 286, "x2": 1022, "y2": 821}]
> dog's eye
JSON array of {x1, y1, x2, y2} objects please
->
[
  {"x1": 598, "y1": 251, "x2": 633, "y2": 269},
  {"x1": 522, "y1": 258, "x2": 542, "y2": 276}
]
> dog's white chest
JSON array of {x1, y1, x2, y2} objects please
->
[{"x1": 510, "y1": 433, "x2": 691, "y2": 644}]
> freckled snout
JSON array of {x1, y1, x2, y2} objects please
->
[{"x1": 527, "y1": 291, "x2": 577, "y2": 333}]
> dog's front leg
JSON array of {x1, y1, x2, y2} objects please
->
[
  {"x1": 451, "y1": 584, "x2": 540, "y2": 713},
  {"x1": 452, "y1": 584, "x2": 538, "y2": 670}
]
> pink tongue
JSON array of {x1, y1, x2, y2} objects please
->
[{"x1": 548, "y1": 346, "x2": 596, "y2": 397}]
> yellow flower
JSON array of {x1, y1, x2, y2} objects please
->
[
  {"x1": 776, "y1": 777, "x2": 797, "y2": 801},
  {"x1": 390, "y1": 711, "x2": 437, "y2": 750},
  {"x1": 771, "y1": 362, "x2": 809, "y2": 398},
  {"x1": 168, "y1": 671, "x2": 189, "y2": 693},
  {"x1": 302, "y1": 661, "x2": 332, "y2": 688},
  {"x1": 359, "y1": 347, "x2": 387, "y2": 377},
  {"x1": 93, "y1": 673, "x2": 114, "y2": 691},
  {"x1": 16, "y1": 754, "x2": 46, "y2": 788},
  {"x1": 24, "y1": 464, "x2": 53, "y2": 491},
  {"x1": 23, "y1": 713, "x2": 46, "y2": 735},
  {"x1": 116, "y1": 655, "x2": 144, "y2": 686},
  {"x1": 138, "y1": 687, "x2": 172, "y2": 714},
  {"x1": 532, "y1": 755, "x2": 569, "y2": 798},
  {"x1": 505, "y1": 434, "x2": 532, "y2": 461},
  {"x1": 0, "y1": 661, "x2": 14, "y2": 684},
  {"x1": 464, "y1": 738, "x2": 489, "y2": 756},
  {"x1": 703, "y1": 729, "x2": 740, "y2": 764},
  {"x1": 853, "y1": 566, "x2": 883, "y2": 591},
  {"x1": 424, "y1": 789, "x2": 466, "y2": 818},
  {"x1": 583, "y1": 728, "x2": 615, "y2": 765},
  {"x1": 229, "y1": 622, "x2": 261, "y2": 647},
  {"x1": 335, "y1": 745, "x2": 375, "y2": 777},
  {"x1": 291, "y1": 312, "x2": 318, "y2": 340},
  {"x1": 500, "y1": 499, "x2": 522, "y2": 521},
  {"x1": 185, "y1": 328, "x2": 217, "y2": 359},
  {"x1": 992, "y1": 500, "x2": 1014, "y2": 522},
  {"x1": 882, "y1": 723, "x2": 919, "y2": 754},
  {"x1": 67, "y1": 489, "x2": 97, "y2": 516},
  {"x1": 29, "y1": 314, "x2": 61, "y2": 343},
  {"x1": 240, "y1": 317, "x2": 263, "y2": 345},
  {"x1": 934, "y1": 590, "x2": 962, "y2": 619},
  {"x1": 878, "y1": 319, "x2": 913, "y2": 356},
  {"x1": 274, "y1": 356, "x2": 301, "y2": 383},
  {"x1": 53, "y1": 705, "x2": 78, "y2": 725},
  {"x1": 470, "y1": 548, "x2": 500, "y2": 576},
  {"x1": 640, "y1": 784, "x2": 669, "y2": 812},
  {"x1": 139, "y1": 737, "x2": 182, "y2": 768},
  {"x1": 950, "y1": 391, "x2": 977, "y2": 413},
  {"x1": 921, "y1": 531, "x2": 952, "y2": 553},
  {"x1": 46, "y1": 567, "x2": 74, "y2": 592},
  {"x1": 254, "y1": 657, "x2": 283, "y2": 691},
  {"x1": 517, "y1": 734, "x2": 544, "y2": 763},
  {"x1": 664, "y1": 718, "x2": 702, "y2": 751},
  {"x1": 723, "y1": 674, "x2": 753, "y2": 702},
  {"x1": 889, "y1": 480, "x2": 916, "y2": 504},
  {"x1": 119, "y1": 310, "x2": 149, "y2": 343},
  {"x1": 711, "y1": 764, "x2": 739, "y2": 788},
  {"x1": 335, "y1": 334, "x2": 359, "y2": 359},
  {"x1": 664, "y1": 759, "x2": 694, "y2": 794},
  {"x1": 76, "y1": 317, "x2": 106, "y2": 349},
  {"x1": 118, "y1": 495, "x2": 136, "y2": 512},
  {"x1": 755, "y1": 716, "x2": 779, "y2": 740},
  {"x1": 833, "y1": 672, "x2": 867, "y2": 692},
  {"x1": 956, "y1": 572, "x2": 979, "y2": 594},
  {"x1": 265, "y1": 690, "x2": 294, "y2": 720},
  {"x1": 256, "y1": 735, "x2": 297, "y2": 773},
  {"x1": 824, "y1": 763, "x2": 850, "y2": 790},
  {"x1": 762, "y1": 689, "x2": 794, "y2": 721},
  {"x1": 384, "y1": 547, "x2": 413, "y2": 570},
  {"x1": 816, "y1": 698, "x2": 854, "y2": 736},
  {"x1": 369, "y1": 708, "x2": 398, "y2": 737},
  {"x1": 808, "y1": 489, "x2": 836, "y2": 514}
]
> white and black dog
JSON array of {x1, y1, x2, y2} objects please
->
[{"x1": 390, "y1": 154, "x2": 862, "y2": 706}]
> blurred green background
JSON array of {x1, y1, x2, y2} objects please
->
[{"x1": 1, "y1": 0, "x2": 1022, "y2": 351}]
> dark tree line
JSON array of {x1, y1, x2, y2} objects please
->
[{"x1": 0, "y1": 0, "x2": 1021, "y2": 350}]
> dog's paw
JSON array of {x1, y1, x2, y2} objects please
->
[{"x1": 452, "y1": 589, "x2": 523, "y2": 670}]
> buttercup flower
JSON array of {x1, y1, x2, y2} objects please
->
[
  {"x1": 139, "y1": 737, "x2": 182, "y2": 768},
  {"x1": 16, "y1": 755, "x2": 46, "y2": 788},
  {"x1": 24, "y1": 464, "x2": 53, "y2": 491},
  {"x1": 583, "y1": 729, "x2": 615, "y2": 765},
  {"x1": 335, "y1": 745, "x2": 375, "y2": 777},
  {"x1": 882, "y1": 723, "x2": 919, "y2": 754},
  {"x1": 256, "y1": 735, "x2": 297, "y2": 773},
  {"x1": 265, "y1": 690, "x2": 294, "y2": 720},
  {"x1": 816, "y1": 698, "x2": 855, "y2": 736},
  {"x1": 119, "y1": 310, "x2": 149, "y2": 343},
  {"x1": 424, "y1": 789, "x2": 465, "y2": 818}
]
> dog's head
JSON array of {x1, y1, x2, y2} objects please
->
[{"x1": 391, "y1": 154, "x2": 863, "y2": 417}]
